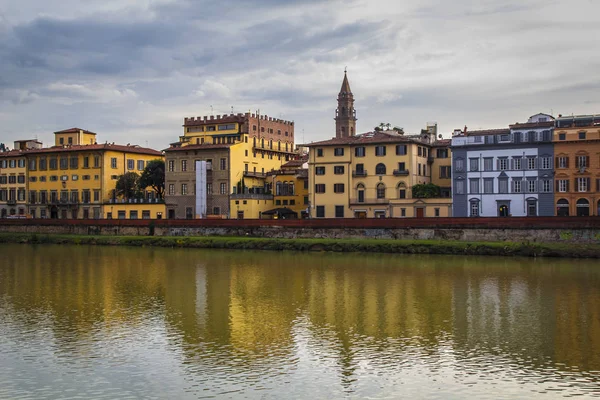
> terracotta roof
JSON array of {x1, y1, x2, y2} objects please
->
[
  {"x1": 281, "y1": 157, "x2": 308, "y2": 168},
  {"x1": 465, "y1": 128, "x2": 510, "y2": 137},
  {"x1": 509, "y1": 121, "x2": 554, "y2": 129},
  {"x1": 304, "y1": 131, "x2": 416, "y2": 147},
  {"x1": 431, "y1": 139, "x2": 451, "y2": 147},
  {"x1": 163, "y1": 143, "x2": 233, "y2": 152},
  {"x1": 54, "y1": 127, "x2": 97, "y2": 135},
  {"x1": 0, "y1": 150, "x2": 25, "y2": 158},
  {"x1": 24, "y1": 144, "x2": 163, "y2": 156}
]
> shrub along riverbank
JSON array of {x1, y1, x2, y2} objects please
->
[{"x1": 0, "y1": 233, "x2": 599, "y2": 258}]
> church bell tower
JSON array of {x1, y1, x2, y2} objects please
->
[{"x1": 335, "y1": 70, "x2": 357, "y2": 138}]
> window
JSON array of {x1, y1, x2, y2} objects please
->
[
  {"x1": 213, "y1": 207, "x2": 220, "y2": 215},
  {"x1": 168, "y1": 160, "x2": 175, "y2": 172},
  {"x1": 220, "y1": 183, "x2": 227, "y2": 194},
  {"x1": 218, "y1": 124, "x2": 236, "y2": 131},
  {"x1": 334, "y1": 148, "x2": 344, "y2": 156},
  {"x1": 527, "y1": 157, "x2": 536, "y2": 170},
  {"x1": 484, "y1": 178, "x2": 493, "y2": 194},
  {"x1": 126, "y1": 159, "x2": 133, "y2": 170},
  {"x1": 8, "y1": 176, "x2": 16, "y2": 184},
  {"x1": 315, "y1": 166, "x2": 325, "y2": 175},
  {"x1": 579, "y1": 132, "x2": 586, "y2": 140},
  {"x1": 396, "y1": 145, "x2": 407, "y2": 155},
  {"x1": 334, "y1": 183, "x2": 345, "y2": 193},
  {"x1": 49, "y1": 158, "x2": 58, "y2": 170},
  {"x1": 541, "y1": 180, "x2": 551, "y2": 193},
  {"x1": 512, "y1": 179, "x2": 522, "y2": 193},
  {"x1": 207, "y1": 183, "x2": 212, "y2": 194},
  {"x1": 376, "y1": 183, "x2": 385, "y2": 199},
  {"x1": 576, "y1": 155, "x2": 589, "y2": 169},
  {"x1": 70, "y1": 156, "x2": 78, "y2": 169},
  {"x1": 527, "y1": 179, "x2": 537, "y2": 193},
  {"x1": 317, "y1": 148, "x2": 323, "y2": 157},
  {"x1": 454, "y1": 158, "x2": 464, "y2": 172},
  {"x1": 498, "y1": 158, "x2": 508, "y2": 170},
  {"x1": 440, "y1": 166, "x2": 451, "y2": 179},
  {"x1": 541, "y1": 157, "x2": 551, "y2": 169},
  {"x1": 375, "y1": 163, "x2": 386, "y2": 175},
  {"x1": 401, "y1": 208, "x2": 406, "y2": 217},
  {"x1": 60, "y1": 157, "x2": 68, "y2": 170},
  {"x1": 29, "y1": 159, "x2": 37, "y2": 170},
  {"x1": 455, "y1": 180, "x2": 465, "y2": 195},
  {"x1": 513, "y1": 157, "x2": 522, "y2": 170},
  {"x1": 335, "y1": 206, "x2": 344, "y2": 218},
  {"x1": 398, "y1": 162, "x2": 406, "y2": 172},
  {"x1": 418, "y1": 147, "x2": 422, "y2": 157},
  {"x1": 436, "y1": 149, "x2": 448, "y2": 158},
  {"x1": 559, "y1": 133, "x2": 566, "y2": 140},
  {"x1": 17, "y1": 175, "x2": 25, "y2": 184},
  {"x1": 418, "y1": 164, "x2": 421, "y2": 176},
  {"x1": 469, "y1": 158, "x2": 479, "y2": 172},
  {"x1": 434, "y1": 208, "x2": 440, "y2": 217},
  {"x1": 355, "y1": 147, "x2": 366, "y2": 157},
  {"x1": 304, "y1": 196, "x2": 309, "y2": 205},
  {"x1": 577, "y1": 177, "x2": 589, "y2": 192},
  {"x1": 39, "y1": 158, "x2": 47, "y2": 170},
  {"x1": 470, "y1": 201, "x2": 479, "y2": 217},
  {"x1": 93, "y1": 190, "x2": 100, "y2": 202},
  {"x1": 220, "y1": 158, "x2": 227, "y2": 170},
  {"x1": 469, "y1": 179, "x2": 480, "y2": 194},
  {"x1": 316, "y1": 206, "x2": 325, "y2": 218},
  {"x1": 499, "y1": 134, "x2": 511, "y2": 142},
  {"x1": 178, "y1": 160, "x2": 186, "y2": 172},
  {"x1": 375, "y1": 146, "x2": 386, "y2": 156},
  {"x1": 315, "y1": 184, "x2": 326, "y2": 193},
  {"x1": 168, "y1": 184, "x2": 175, "y2": 195},
  {"x1": 558, "y1": 179, "x2": 568, "y2": 192},
  {"x1": 558, "y1": 156, "x2": 568, "y2": 168},
  {"x1": 137, "y1": 160, "x2": 145, "y2": 171},
  {"x1": 111, "y1": 158, "x2": 117, "y2": 168},
  {"x1": 182, "y1": 184, "x2": 188, "y2": 195},
  {"x1": 483, "y1": 158, "x2": 493, "y2": 171},
  {"x1": 71, "y1": 175, "x2": 78, "y2": 181},
  {"x1": 499, "y1": 179, "x2": 508, "y2": 194},
  {"x1": 334, "y1": 166, "x2": 345, "y2": 174},
  {"x1": 94, "y1": 156, "x2": 101, "y2": 168}
]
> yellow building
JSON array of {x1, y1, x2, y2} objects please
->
[
  {"x1": 263, "y1": 157, "x2": 309, "y2": 219},
  {"x1": 306, "y1": 130, "x2": 452, "y2": 218},
  {"x1": 165, "y1": 112, "x2": 298, "y2": 219},
  {"x1": 23, "y1": 128, "x2": 165, "y2": 219}
]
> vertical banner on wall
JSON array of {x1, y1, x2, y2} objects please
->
[{"x1": 196, "y1": 161, "x2": 207, "y2": 218}]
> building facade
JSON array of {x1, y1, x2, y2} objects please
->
[
  {"x1": 17, "y1": 128, "x2": 165, "y2": 219},
  {"x1": 264, "y1": 157, "x2": 309, "y2": 218},
  {"x1": 452, "y1": 114, "x2": 555, "y2": 217},
  {"x1": 0, "y1": 149, "x2": 28, "y2": 217},
  {"x1": 165, "y1": 112, "x2": 297, "y2": 218},
  {"x1": 553, "y1": 114, "x2": 600, "y2": 216}
]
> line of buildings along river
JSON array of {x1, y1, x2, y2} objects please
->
[{"x1": 1, "y1": 73, "x2": 599, "y2": 219}]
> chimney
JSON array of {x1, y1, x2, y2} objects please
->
[{"x1": 463, "y1": 126, "x2": 468, "y2": 134}]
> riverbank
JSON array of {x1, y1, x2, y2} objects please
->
[{"x1": 1, "y1": 233, "x2": 599, "y2": 258}]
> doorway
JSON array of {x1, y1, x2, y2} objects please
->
[
  {"x1": 237, "y1": 211, "x2": 244, "y2": 219},
  {"x1": 354, "y1": 211, "x2": 367, "y2": 219},
  {"x1": 526, "y1": 200, "x2": 537, "y2": 217},
  {"x1": 50, "y1": 206, "x2": 58, "y2": 219},
  {"x1": 498, "y1": 204, "x2": 510, "y2": 217},
  {"x1": 168, "y1": 209, "x2": 176, "y2": 219},
  {"x1": 576, "y1": 199, "x2": 590, "y2": 217},
  {"x1": 416, "y1": 208, "x2": 424, "y2": 218}
]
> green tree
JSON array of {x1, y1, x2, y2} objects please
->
[
  {"x1": 139, "y1": 159, "x2": 165, "y2": 198},
  {"x1": 412, "y1": 183, "x2": 441, "y2": 198},
  {"x1": 115, "y1": 172, "x2": 140, "y2": 200}
]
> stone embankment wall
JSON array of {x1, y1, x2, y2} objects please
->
[{"x1": 0, "y1": 217, "x2": 599, "y2": 243}]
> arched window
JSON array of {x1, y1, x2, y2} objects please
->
[
  {"x1": 261, "y1": 139, "x2": 265, "y2": 148},
  {"x1": 375, "y1": 163, "x2": 386, "y2": 175},
  {"x1": 397, "y1": 182, "x2": 406, "y2": 199},
  {"x1": 376, "y1": 183, "x2": 386, "y2": 199},
  {"x1": 350, "y1": 127, "x2": 354, "y2": 135},
  {"x1": 577, "y1": 198, "x2": 590, "y2": 217},
  {"x1": 278, "y1": 141, "x2": 281, "y2": 150},
  {"x1": 556, "y1": 198, "x2": 569, "y2": 216},
  {"x1": 470, "y1": 199, "x2": 480, "y2": 217},
  {"x1": 269, "y1": 140, "x2": 273, "y2": 149},
  {"x1": 341, "y1": 107, "x2": 346, "y2": 116},
  {"x1": 356, "y1": 184, "x2": 365, "y2": 203},
  {"x1": 341, "y1": 127, "x2": 346, "y2": 136},
  {"x1": 276, "y1": 182, "x2": 282, "y2": 196}
]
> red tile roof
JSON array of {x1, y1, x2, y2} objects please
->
[
  {"x1": 24, "y1": 143, "x2": 163, "y2": 156},
  {"x1": 465, "y1": 128, "x2": 510, "y2": 136},
  {"x1": 0, "y1": 150, "x2": 26, "y2": 158},
  {"x1": 54, "y1": 127, "x2": 97, "y2": 135},
  {"x1": 509, "y1": 121, "x2": 554, "y2": 129}
]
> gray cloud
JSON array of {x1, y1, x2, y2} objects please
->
[{"x1": 0, "y1": 0, "x2": 599, "y2": 149}]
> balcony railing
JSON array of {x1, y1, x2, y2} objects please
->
[
  {"x1": 427, "y1": 156, "x2": 434, "y2": 164},
  {"x1": 108, "y1": 198, "x2": 164, "y2": 204},
  {"x1": 243, "y1": 171, "x2": 266, "y2": 178},
  {"x1": 6, "y1": 199, "x2": 17, "y2": 206},
  {"x1": 349, "y1": 198, "x2": 389, "y2": 205},
  {"x1": 231, "y1": 193, "x2": 273, "y2": 200},
  {"x1": 393, "y1": 169, "x2": 409, "y2": 176},
  {"x1": 352, "y1": 170, "x2": 367, "y2": 177}
]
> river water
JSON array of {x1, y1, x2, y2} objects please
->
[{"x1": 0, "y1": 244, "x2": 599, "y2": 399}]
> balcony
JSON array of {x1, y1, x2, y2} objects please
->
[
  {"x1": 352, "y1": 170, "x2": 367, "y2": 177},
  {"x1": 243, "y1": 171, "x2": 266, "y2": 178},
  {"x1": 7, "y1": 199, "x2": 17, "y2": 206},
  {"x1": 231, "y1": 193, "x2": 273, "y2": 200},
  {"x1": 393, "y1": 169, "x2": 409, "y2": 176},
  {"x1": 427, "y1": 156, "x2": 434, "y2": 164},
  {"x1": 349, "y1": 198, "x2": 389, "y2": 205}
]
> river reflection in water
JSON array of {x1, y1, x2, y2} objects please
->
[{"x1": 0, "y1": 244, "x2": 599, "y2": 399}]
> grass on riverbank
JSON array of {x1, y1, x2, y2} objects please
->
[{"x1": 0, "y1": 232, "x2": 599, "y2": 258}]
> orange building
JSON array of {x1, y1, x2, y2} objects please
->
[{"x1": 553, "y1": 115, "x2": 600, "y2": 216}]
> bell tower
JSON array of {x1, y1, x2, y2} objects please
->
[{"x1": 335, "y1": 69, "x2": 357, "y2": 138}]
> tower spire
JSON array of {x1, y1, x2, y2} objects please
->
[{"x1": 335, "y1": 69, "x2": 357, "y2": 138}]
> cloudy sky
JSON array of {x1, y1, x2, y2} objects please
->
[{"x1": 1, "y1": 0, "x2": 599, "y2": 149}]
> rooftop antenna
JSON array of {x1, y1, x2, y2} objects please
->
[
  {"x1": 231, "y1": 106, "x2": 234, "y2": 114},
  {"x1": 210, "y1": 105, "x2": 213, "y2": 116}
]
